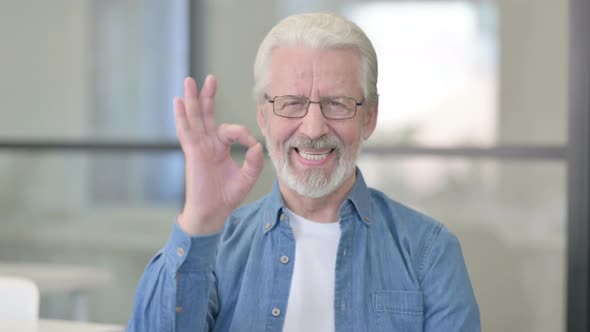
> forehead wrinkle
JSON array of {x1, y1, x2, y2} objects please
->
[
  {"x1": 269, "y1": 46, "x2": 362, "y2": 98},
  {"x1": 273, "y1": 58, "x2": 312, "y2": 97},
  {"x1": 310, "y1": 58, "x2": 351, "y2": 99},
  {"x1": 310, "y1": 57, "x2": 320, "y2": 99},
  {"x1": 294, "y1": 65, "x2": 312, "y2": 97},
  {"x1": 316, "y1": 53, "x2": 361, "y2": 98},
  {"x1": 316, "y1": 71, "x2": 357, "y2": 98}
]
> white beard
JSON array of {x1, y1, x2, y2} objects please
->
[{"x1": 266, "y1": 134, "x2": 360, "y2": 198}]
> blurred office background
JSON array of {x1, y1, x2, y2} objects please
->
[{"x1": 0, "y1": 0, "x2": 581, "y2": 331}]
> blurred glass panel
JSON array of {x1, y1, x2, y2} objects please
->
[
  {"x1": 0, "y1": 149, "x2": 566, "y2": 330},
  {"x1": 205, "y1": 0, "x2": 566, "y2": 146},
  {"x1": 0, "y1": 0, "x2": 569, "y2": 329},
  {"x1": 0, "y1": 0, "x2": 566, "y2": 144},
  {"x1": 0, "y1": 149, "x2": 275, "y2": 324},
  {"x1": 0, "y1": 0, "x2": 188, "y2": 140},
  {"x1": 0, "y1": 151, "x2": 184, "y2": 323},
  {"x1": 358, "y1": 156, "x2": 565, "y2": 332},
  {"x1": 347, "y1": 2, "x2": 499, "y2": 146}
]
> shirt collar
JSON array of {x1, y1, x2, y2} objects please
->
[
  {"x1": 261, "y1": 167, "x2": 373, "y2": 233},
  {"x1": 261, "y1": 180, "x2": 286, "y2": 233},
  {"x1": 342, "y1": 168, "x2": 373, "y2": 226}
]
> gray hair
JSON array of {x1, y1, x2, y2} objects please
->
[{"x1": 253, "y1": 13, "x2": 378, "y2": 107}]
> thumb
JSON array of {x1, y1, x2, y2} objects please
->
[{"x1": 241, "y1": 143, "x2": 265, "y2": 182}]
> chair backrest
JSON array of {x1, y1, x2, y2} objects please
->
[{"x1": 0, "y1": 276, "x2": 39, "y2": 320}]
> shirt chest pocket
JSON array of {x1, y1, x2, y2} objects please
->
[{"x1": 372, "y1": 290, "x2": 424, "y2": 332}]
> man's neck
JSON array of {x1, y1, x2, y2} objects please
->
[{"x1": 278, "y1": 172, "x2": 356, "y2": 223}]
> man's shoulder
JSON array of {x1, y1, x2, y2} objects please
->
[
  {"x1": 367, "y1": 187, "x2": 462, "y2": 276},
  {"x1": 368, "y1": 187, "x2": 441, "y2": 228},
  {"x1": 367, "y1": 187, "x2": 452, "y2": 246}
]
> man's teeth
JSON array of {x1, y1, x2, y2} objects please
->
[{"x1": 298, "y1": 150, "x2": 330, "y2": 161}]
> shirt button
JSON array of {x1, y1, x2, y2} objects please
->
[
  {"x1": 280, "y1": 214, "x2": 286, "y2": 222},
  {"x1": 176, "y1": 306, "x2": 183, "y2": 313},
  {"x1": 265, "y1": 223, "x2": 272, "y2": 230},
  {"x1": 363, "y1": 216, "x2": 371, "y2": 223},
  {"x1": 271, "y1": 308, "x2": 281, "y2": 317},
  {"x1": 280, "y1": 255, "x2": 289, "y2": 264},
  {"x1": 177, "y1": 247, "x2": 185, "y2": 256}
]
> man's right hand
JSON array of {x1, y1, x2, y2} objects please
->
[{"x1": 174, "y1": 76, "x2": 265, "y2": 235}]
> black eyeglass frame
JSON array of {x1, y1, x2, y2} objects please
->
[{"x1": 264, "y1": 94, "x2": 364, "y2": 120}]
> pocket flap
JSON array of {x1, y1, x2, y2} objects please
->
[{"x1": 373, "y1": 290, "x2": 424, "y2": 315}]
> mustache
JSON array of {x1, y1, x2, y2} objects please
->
[{"x1": 285, "y1": 135, "x2": 344, "y2": 153}]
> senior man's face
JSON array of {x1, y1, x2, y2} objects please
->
[{"x1": 257, "y1": 46, "x2": 377, "y2": 198}]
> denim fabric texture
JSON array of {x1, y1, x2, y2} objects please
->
[{"x1": 128, "y1": 169, "x2": 480, "y2": 332}]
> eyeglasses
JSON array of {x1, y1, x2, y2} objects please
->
[{"x1": 264, "y1": 94, "x2": 363, "y2": 120}]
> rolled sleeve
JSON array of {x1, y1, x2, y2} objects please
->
[{"x1": 128, "y1": 221, "x2": 222, "y2": 332}]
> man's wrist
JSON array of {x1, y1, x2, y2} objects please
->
[{"x1": 177, "y1": 211, "x2": 225, "y2": 236}]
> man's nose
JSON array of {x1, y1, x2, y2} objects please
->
[{"x1": 299, "y1": 102, "x2": 330, "y2": 139}]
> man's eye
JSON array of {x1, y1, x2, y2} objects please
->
[
  {"x1": 283, "y1": 100, "x2": 305, "y2": 108},
  {"x1": 325, "y1": 100, "x2": 346, "y2": 109}
]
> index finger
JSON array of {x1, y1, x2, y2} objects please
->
[
  {"x1": 217, "y1": 124, "x2": 258, "y2": 148},
  {"x1": 200, "y1": 75, "x2": 218, "y2": 133}
]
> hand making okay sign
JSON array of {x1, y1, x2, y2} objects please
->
[{"x1": 174, "y1": 76, "x2": 265, "y2": 235}]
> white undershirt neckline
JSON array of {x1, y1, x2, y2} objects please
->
[{"x1": 282, "y1": 208, "x2": 341, "y2": 332}]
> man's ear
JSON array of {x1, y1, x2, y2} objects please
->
[
  {"x1": 257, "y1": 103, "x2": 268, "y2": 137},
  {"x1": 362, "y1": 100, "x2": 378, "y2": 140}
]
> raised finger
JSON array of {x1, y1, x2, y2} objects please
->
[
  {"x1": 199, "y1": 75, "x2": 218, "y2": 133},
  {"x1": 183, "y1": 77, "x2": 206, "y2": 134},
  {"x1": 173, "y1": 97, "x2": 190, "y2": 139}
]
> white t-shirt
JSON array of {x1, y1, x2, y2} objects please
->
[{"x1": 282, "y1": 208, "x2": 341, "y2": 332}]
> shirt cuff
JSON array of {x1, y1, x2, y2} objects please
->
[{"x1": 163, "y1": 221, "x2": 222, "y2": 273}]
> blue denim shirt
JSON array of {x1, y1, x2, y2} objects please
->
[{"x1": 128, "y1": 170, "x2": 480, "y2": 331}]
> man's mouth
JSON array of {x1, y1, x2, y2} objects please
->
[{"x1": 294, "y1": 148, "x2": 334, "y2": 161}]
